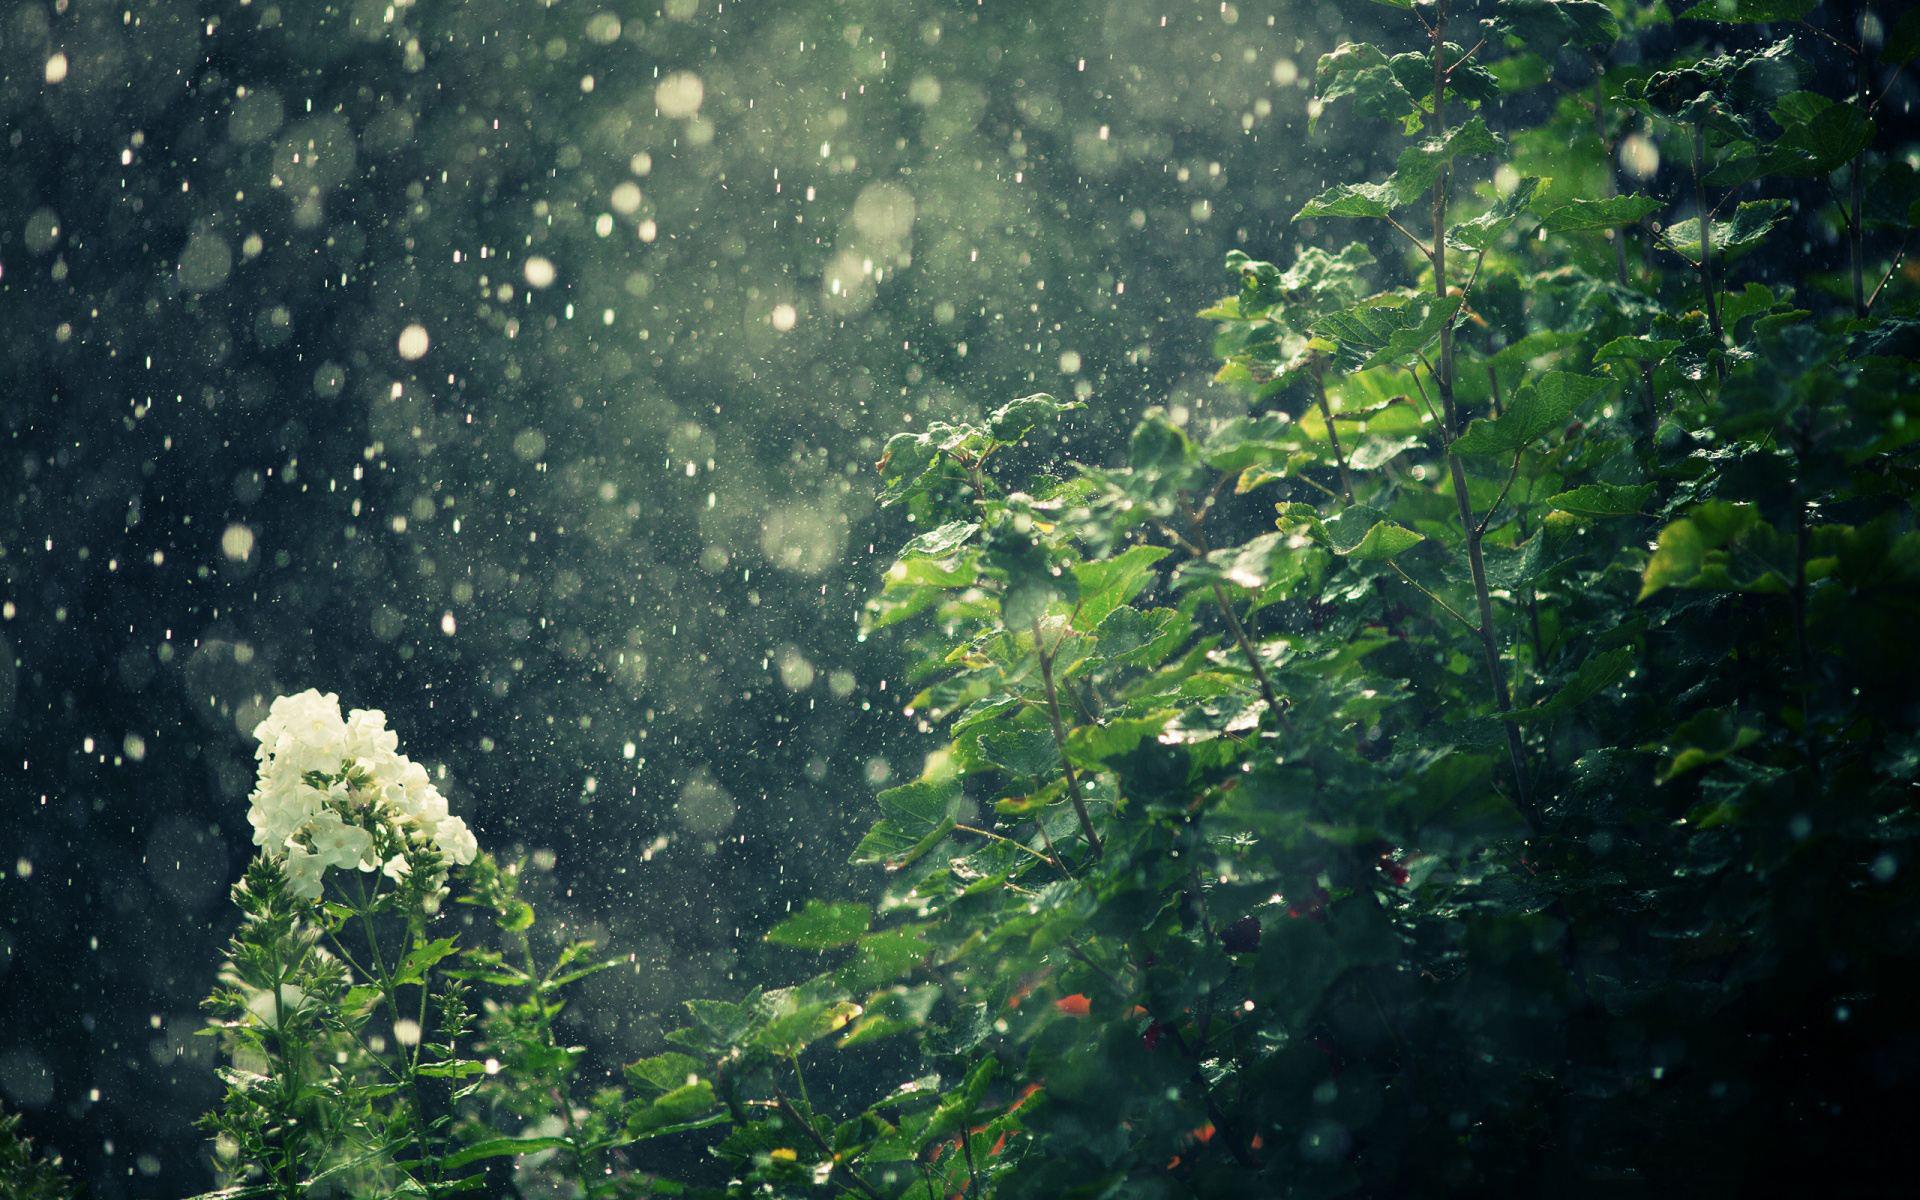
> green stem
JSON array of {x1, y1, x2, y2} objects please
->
[
  {"x1": 1034, "y1": 620, "x2": 1103, "y2": 859},
  {"x1": 1431, "y1": 0, "x2": 1536, "y2": 830},
  {"x1": 1210, "y1": 581, "x2": 1284, "y2": 721},
  {"x1": 1849, "y1": 11, "x2": 1868, "y2": 317},
  {"x1": 1793, "y1": 405, "x2": 1822, "y2": 781},
  {"x1": 1314, "y1": 361, "x2": 1356, "y2": 504},
  {"x1": 1592, "y1": 76, "x2": 1628, "y2": 288},
  {"x1": 268, "y1": 936, "x2": 301, "y2": 1200},
  {"x1": 954, "y1": 821, "x2": 1063, "y2": 871},
  {"x1": 516, "y1": 931, "x2": 598, "y2": 1191},
  {"x1": 769, "y1": 1085, "x2": 885, "y2": 1200},
  {"x1": 353, "y1": 878, "x2": 435, "y2": 1178},
  {"x1": 1690, "y1": 120, "x2": 1722, "y2": 343}
]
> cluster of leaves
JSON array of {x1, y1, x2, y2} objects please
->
[
  {"x1": 196, "y1": 852, "x2": 490, "y2": 1199},
  {"x1": 1, "y1": 1105, "x2": 78, "y2": 1200},
  {"x1": 591, "y1": 0, "x2": 1920, "y2": 1193},
  {"x1": 175, "y1": 0, "x2": 1920, "y2": 1195}
]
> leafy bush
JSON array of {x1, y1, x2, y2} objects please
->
[
  {"x1": 178, "y1": 0, "x2": 1920, "y2": 1196},
  {"x1": 1, "y1": 1106, "x2": 78, "y2": 1200}
]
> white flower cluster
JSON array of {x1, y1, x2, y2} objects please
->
[{"x1": 247, "y1": 689, "x2": 478, "y2": 900}]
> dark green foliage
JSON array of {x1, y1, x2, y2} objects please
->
[
  {"x1": 0, "y1": 1106, "x2": 78, "y2": 1200},
  {"x1": 174, "y1": 0, "x2": 1920, "y2": 1195},
  {"x1": 584, "y1": 0, "x2": 1920, "y2": 1193}
]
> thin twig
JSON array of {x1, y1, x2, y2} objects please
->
[
  {"x1": 1690, "y1": 120, "x2": 1723, "y2": 343},
  {"x1": 954, "y1": 822, "x2": 1063, "y2": 871},
  {"x1": 1408, "y1": 363, "x2": 1442, "y2": 431},
  {"x1": 1153, "y1": 520, "x2": 1205, "y2": 557},
  {"x1": 1313, "y1": 361, "x2": 1356, "y2": 504},
  {"x1": 1211, "y1": 581, "x2": 1285, "y2": 722},
  {"x1": 1448, "y1": 37, "x2": 1488, "y2": 73},
  {"x1": 1387, "y1": 215, "x2": 1436, "y2": 261},
  {"x1": 1868, "y1": 231, "x2": 1914, "y2": 311},
  {"x1": 1388, "y1": 562, "x2": 1478, "y2": 633},
  {"x1": 1035, "y1": 619, "x2": 1103, "y2": 858},
  {"x1": 770, "y1": 1086, "x2": 885, "y2": 1200},
  {"x1": 1431, "y1": 0, "x2": 1537, "y2": 829},
  {"x1": 1475, "y1": 449, "x2": 1523, "y2": 538}
]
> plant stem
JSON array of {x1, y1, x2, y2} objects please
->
[
  {"x1": 1210, "y1": 581, "x2": 1284, "y2": 721},
  {"x1": 770, "y1": 1085, "x2": 885, "y2": 1200},
  {"x1": 954, "y1": 822, "x2": 1062, "y2": 871},
  {"x1": 1592, "y1": 76, "x2": 1628, "y2": 288},
  {"x1": 1793, "y1": 404, "x2": 1822, "y2": 781},
  {"x1": 268, "y1": 936, "x2": 301, "y2": 1200},
  {"x1": 1867, "y1": 229, "x2": 1912, "y2": 311},
  {"x1": 515, "y1": 932, "x2": 597, "y2": 1192},
  {"x1": 1313, "y1": 361, "x2": 1356, "y2": 503},
  {"x1": 1431, "y1": 0, "x2": 1535, "y2": 828},
  {"x1": 1690, "y1": 120, "x2": 1722, "y2": 343},
  {"x1": 352, "y1": 879, "x2": 435, "y2": 1178},
  {"x1": 1849, "y1": 8, "x2": 1868, "y2": 318},
  {"x1": 960, "y1": 1122, "x2": 982, "y2": 1197},
  {"x1": 1387, "y1": 561, "x2": 1477, "y2": 633},
  {"x1": 1034, "y1": 620, "x2": 1103, "y2": 859}
]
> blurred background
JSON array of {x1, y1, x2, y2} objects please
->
[{"x1": 0, "y1": 1, "x2": 1374, "y2": 1192}]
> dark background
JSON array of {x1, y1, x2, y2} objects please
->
[{"x1": 0, "y1": 1, "x2": 1381, "y2": 1192}]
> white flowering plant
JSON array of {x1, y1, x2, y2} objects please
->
[
  {"x1": 246, "y1": 690, "x2": 477, "y2": 903},
  {"x1": 199, "y1": 692, "x2": 638, "y2": 1198}
]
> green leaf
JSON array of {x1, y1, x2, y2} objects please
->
[
  {"x1": 1340, "y1": 520, "x2": 1426, "y2": 562},
  {"x1": 391, "y1": 937, "x2": 460, "y2": 987},
  {"x1": 1547, "y1": 482, "x2": 1655, "y2": 517},
  {"x1": 437, "y1": 1137, "x2": 573, "y2": 1171},
  {"x1": 1314, "y1": 295, "x2": 1463, "y2": 373},
  {"x1": 875, "y1": 428, "x2": 949, "y2": 508},
  {"x1": 1282, "y1": 503, "x2": 1424, "y2": 563},
  {"x1": 1071, "y1": 544, "x2": 1169, "y2": 629},
  {"x1": 979, "y1": 728, "x2": 1062, "y2": 778},
  {"x1": 1660, "y1": 708, "x2": 1763, "y2": 782},
  {"x1": 1296, "y1": 180, "x2": 1399, "y2": 221},
  {"x1": 1448, "y1": 177, "x2": 1541, "y2": 251},
  {"x1": 1393, "y1": 117, "x2": 1504, "y2": 198},
  {"x1": 851, "y1": 776, "x2": 961, "y2": 867},
  {"x1": 1537, "y1": 194, "x2": 1661, "y2": 232},
  {"x1": 1298, "y1": 120, "x2": 1501, "y2": 222},
  {"x1": 1128, "y1": 409, "x2": 1197, "y2": 475},
  {"x1": 1631, "y1": 39, "x2": 1804, "y2": 137},
  {"x1": 750, "y1": 998, "x2": 864, "y2": 1057},
  {"x1": 1677, "y1": 0, "x2": 1815, "y2": 23},
  {"x1": 1091, "y1": 605, "x2": 1190, "y2": 668},
  {"x1": 765, "y1": 900, "x2": 871, "y2": 950},
  {"x1": 988, "y1": 393, "x2": 1079, "y2": 443},
  {"x1": 1887, "y1": 7, "x2": 1920, "y2": 65},
  {"x1": 1639, "y1": 501, "x2": 1764, "y2": 598},
  {"x1": 628, "y1": 1080, "x2": 719, "y2": 1136},
  {"x1": 1452, "y1": 371, "x2": 1605, "y2": 457},
  {"x1": 1200, "y1": 413, "x2": 1299, "y2": 472},
  {"x1": 1662, "y1": 199, "x2": 1792, "y2": 261},
  {"x1": 984, "y1": 516, "x2": 1072, "y2": 630},
  {"x1": 899, "y1": 520, "x2": 979, "y2": 560},
  {"x1": 625, "y1": 1051, "x2": 704, "y2": 1095},
  {"x1": 1066, "y1": 712, "x2": 1176, "y2": 762},
  {"x1": 836, "y1": 930, "x2": 933, "y2": 992},
  {"x1": 1512, "y1": 647, "x2": 1636, "y2": 721},
  {"x1": 1313, "y1": 41, "x2": 1422, "y2": 134},
  {"x1": 1594, "y1": 335, "x2": 1680, "y2": 366},
  {"x1": 1497, "y1": 0, "x2": 1622, "y2": 49},
  {"x1": 1768, "y1": 99, "x2": 1873, "y2": 178}
]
